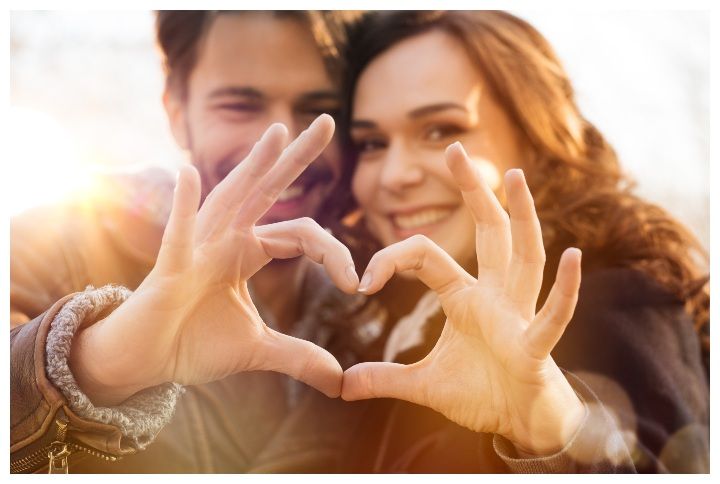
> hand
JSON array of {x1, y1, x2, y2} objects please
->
[
  {"x1": 70, "y1": 115, "x2": 359, "y2": 405},
  {"x1": 342, "y1": 142, "x2": 585, "y2": 455}
]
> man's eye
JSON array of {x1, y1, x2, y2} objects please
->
[
  {"x1": 424, "y1": 124, "x2": 465, "y2": 142},
  {"x1": 299, "y1": 107, "x2": 340, "y2": 120},
  {"x1": 216, "y1": 103, "x2": 263, "y2": 113}
]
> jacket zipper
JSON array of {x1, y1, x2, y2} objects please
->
[{"x1": 10, "y1": 417, "x2": 121, "y2": 473}]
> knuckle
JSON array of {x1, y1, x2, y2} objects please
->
[
  {"x1": 409, "y1": 234, "x2": 430, "y2": 246},
  {"x1": 299, "y1": 345, "x2": 321, "y2": 378},
  {"x1": 297, "y1": 216, "x2": 319, "y2": 233},
  {"x1": 360, "y1": 367, "x2": 376, "y2": 398},
  {"x1": 499, "y1": 212, "x2": 511, "y2": 228}
]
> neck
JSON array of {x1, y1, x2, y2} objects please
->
[{"x1": 251, "y1": 257, "x2": 307, "y2": 333}]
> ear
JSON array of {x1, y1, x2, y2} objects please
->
[{"x1": 163, "y1": 87, "x2": 190, "y2": 150}]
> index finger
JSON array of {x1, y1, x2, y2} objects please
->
[
  {"x1": 233, "y1": 114, "x2": 335, "y2": 227},
  {"x1": 445, "y1": 142, "x2": 511, "y2": 286},
  {"x1": 358, "y1": 234, "x2": 474, "y2": 301}
]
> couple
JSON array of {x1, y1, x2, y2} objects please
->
[{"x1": 10, "y1": 11, "x2": 709, "y2": 473}]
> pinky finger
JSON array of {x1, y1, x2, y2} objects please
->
[
  {"x1": 155, "y1": 165, "x2": 201, "y2": 274},
  {"x1": 524, "y1": 248, "x2": 582, "y2": 360}
]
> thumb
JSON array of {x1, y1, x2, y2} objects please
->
[
  {"x1": 342, "y1": 361, "x2": 424, "y2": 403},
  {"x1": 256, "y1": 327, "x2": 343, "y2": 398}
]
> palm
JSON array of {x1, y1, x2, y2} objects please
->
[
  {"x1": 421, "y1": 289, "x2": 547, "y2": 435},
  {"x1": 343, "y1": 142, "x2": 584, "y2": 453},
  {"x1": 80, "y1": 116, "x2": 358, "y2": 402}
]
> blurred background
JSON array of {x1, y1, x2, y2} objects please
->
[{"x1": 9, "y1": 10, "x2": 709, "y2": 246}]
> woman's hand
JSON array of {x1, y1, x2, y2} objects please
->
[
  {"x1": 342, "y1": 142, "x2": 585, "y2": 455},
  {"x1": 70, "y1": 114, "x2": 359, "y2": 406}
]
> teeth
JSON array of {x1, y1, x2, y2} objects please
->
[
  {"x1": 393, "y1": 208, "x2": 453, "y2": 229},
  {"x1": 277, "y1": 185, "x2": 305, "y2": 202}
]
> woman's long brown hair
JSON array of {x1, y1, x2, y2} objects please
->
[{"x1": 329, "y1": 11, "x2": 709, "y2": 368}]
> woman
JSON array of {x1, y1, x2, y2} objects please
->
[{"x1": 326, "y1": 11, "x2": 709, "y2": 473}]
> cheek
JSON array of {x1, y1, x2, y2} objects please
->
[
  {"x1": 446, "y1": 207, "x2": 478, "y2": 266},
  {"x1": 190, "y1": 118, "x2": 264, "y2": 175},
  {"x1": 473, "y1": 158, "x2": 502, "y2": 192},
  {"x1": 351, "y1": 162, "x2": 379, "y2": 210},
  {"x1": 323, "y1": 140, "x2": 342, "y2": 181}
]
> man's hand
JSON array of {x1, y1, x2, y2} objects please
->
[
  {"x1": 342, "y1": 142, "x2": 585, "y2": 455},
  {"x1": 70, "y1": 114, "x2": 359, "y2": 405}
]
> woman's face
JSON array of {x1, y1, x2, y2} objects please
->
[{"x1": 351, "y1": 30, "x2": 529, "y2": 267}]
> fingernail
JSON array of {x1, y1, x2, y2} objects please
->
[
  {"x1": 448, "y1": 141, "x2": 465, "y2": 154},
  {"x1": 345, "y1": 265, "x2": 359, "y2": 287},
  {"x1": 357, "y1": 272, "x2": 373, "y2": 293},
  {"x1": 564, "y1": 247, "x2": 582, "y2": 265}
]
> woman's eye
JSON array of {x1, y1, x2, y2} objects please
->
[
  {"x1": 353, "y1": 138, "x2": 387, "y2": 155},
  {"x1": 424, "y1": 124, "x2": 465, "y2": 142}
]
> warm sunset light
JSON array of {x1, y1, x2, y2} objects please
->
[{"x1": 8, "y1": 106, "x2": 92, "y2": 215}]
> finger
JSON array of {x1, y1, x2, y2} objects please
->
[
  {"x1": 254, "y1": 218, "x2": 359, "y2": 293},
  {"x1": 445, "y1": 142, "x2": 511, "y2": 286},
  {"x1": 197, "y1": 123, "x2": 288, "y2": 236},
  {"x1": 155, "y1": 164, "x2": 201, "y2": 274},
  {"x1": 342, "y1": 362, "x2": 425, "y2": 403},
  {"x1": 233, "y1": 114, "x2": 335, "y2": 227},
  {"x1": 358, "y1": 234, "x2": 474, "y2": 300},
  {"x1": 504, "y1": 169, "x2": 546, "y2": 320},
  {"x1": 524, "y1": 248, "x2": 582, "y2": 360},
  {"x1": 257, "y1": 327, "x2": 343, "y2": 398}
]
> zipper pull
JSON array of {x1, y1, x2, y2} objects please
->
[
  {"x1": 47, "y1": 442, "x2": 71, "y2": 474},
  {"x1": 48, "y1": 417, "x2": 71, "y2": 473}
]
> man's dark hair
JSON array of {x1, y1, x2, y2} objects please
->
[{"x1": 155, "y1": 11, "x2": 356, "y2": 99}]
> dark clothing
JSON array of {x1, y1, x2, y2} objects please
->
[{"x1": 330, "y1": 267, "x2": 709, "y2": 473}]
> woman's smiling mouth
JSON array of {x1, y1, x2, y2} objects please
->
[{"x1": 388, "y1": 205, "x2": 457, "y2": 238}]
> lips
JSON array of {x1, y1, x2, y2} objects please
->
[
  {"x1": 386, "y1": 205, "x2": 458, "y2": 238},
  {"x1": 393, "y1": 207, "x2": 454, "y2": 230}
]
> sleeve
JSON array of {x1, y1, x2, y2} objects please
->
[
  {"x1": 11, "y1": 286, "x2": 183, "y2": 473},
  {"x1": 494, "y1": 371, "x2": 636, "y2": 473},
  {"x1": 546, "y1": 268, "x2": 710, "y2": 473}
]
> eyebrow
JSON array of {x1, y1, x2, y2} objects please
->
[
  {"x1": 408, "y1": 102, "x2": 468, "y2": 118},
  {"x1": 296, "y1": 90, "x2": 339, "y2": 103},
  {"x1": 207, "y1": 87, "x2": 338, "y2": 104},
  {"x1": 351, "y1": 102, "x2": 469, "y2": 130},
  {"x1": 208, "y1": 86, "x2": 264, "y2": 101}
]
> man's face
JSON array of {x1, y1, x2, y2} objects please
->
[{"x1": 166, "y1": 13, "x2": 341, "y2": 225}]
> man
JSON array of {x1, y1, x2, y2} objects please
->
[{"x1": 10, "y1": 11, "x2": 365, "y2": 473}]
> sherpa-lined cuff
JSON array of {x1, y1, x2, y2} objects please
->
[
  {"x1": 45, "y1": 285, "x2": 183, "y2": 451},
  {"x1": 493, "y1": 371, "x2": 634, "y2": 473}
]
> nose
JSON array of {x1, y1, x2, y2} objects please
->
[{"x1": 379, "y1": 140, "x2": 424, "y2": 194}]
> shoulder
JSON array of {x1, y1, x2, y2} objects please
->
[
  {"x1": 555, "y1": 266, "x2": 707, "y2": 409},
  {"x1": 11, "y1": 167, "x2": 175, "y2": 280},
  {"x1": 577, "y1": 267, "x2": 683, "y2": 310},
  {"x1": 563, "y1": 266, "x2": 696, "y2": 355}
]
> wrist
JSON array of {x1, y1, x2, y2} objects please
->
[
  {"x1": 509, "y1": 376, "x2": 586, "y2": 456},
  {"x1": 69, "y1": 320, "x2": 152, "y2": 406}
]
